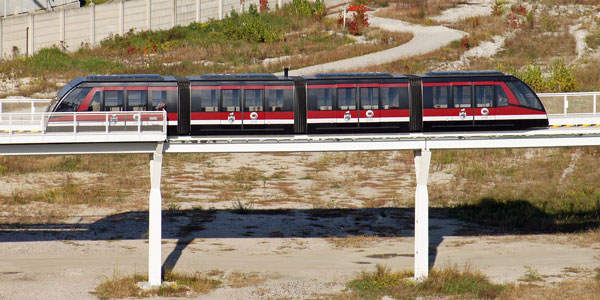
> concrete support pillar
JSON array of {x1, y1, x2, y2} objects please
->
[
  {"x1": 146, "y1": 142, "x2": 164, "y2": 287},
  {"x1": 413, "y1": 148, "x2": 431, "y2": 281},
  {"x1": 0, "y1": 18, "x2": 3, "y2": 59}
]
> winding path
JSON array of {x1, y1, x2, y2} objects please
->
[{"x1": 281, "y1": 1, "x2": 497, "y2": 76}]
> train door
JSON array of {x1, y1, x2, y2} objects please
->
[
  {"x1": 220, "y1": 86, "x2": 242, "y2": 129},
  {"x1": 190, "y1": 85, "x2": 221, "y2": 131},
  {"x1": 474, "y1": 83, "x2": 496, "y2": 126},
  {"x1": 451, "y1": 82, "x2": 474, "y2": 125},
  {"x1": 243, "y1": 85, "x2": 265, "y2": 126},
  {"x1": 335, "y1": 84, "x2": 358, "y2": 127},
  {"x1": 359, "y1": 83, "x2": 380, "y2": 125}
]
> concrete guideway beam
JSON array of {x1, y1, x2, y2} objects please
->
[{"x1": 413, "y1": 149, "x2": 431, "y2": 281}]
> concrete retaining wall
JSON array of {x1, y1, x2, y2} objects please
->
[{"x1": 0, "y1": 0, "x2": 291, "y2": 59}]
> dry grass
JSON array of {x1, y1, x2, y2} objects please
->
[
  {"x1": 226, "y1": 271, "x2": 268, "y2": 288},
  {"x1": 326, "y1": 235, "x2": 386, "y2": 248},
  {"x1": 375, "y1": 0, "x2": 464, "y2": 24},
  {"x1": 94, "y1": 270, "x2": 221, "y2": 299}
]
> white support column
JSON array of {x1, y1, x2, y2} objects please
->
[
  {"x1": 413, "y1": 148, "x2": 431, "y2": 281},
  {"x1": 278, "y1": 0, "x2": 282, "y2": 9},
  {"x1": 146, "y1": 142, "x2": 164, "y2": 287}
]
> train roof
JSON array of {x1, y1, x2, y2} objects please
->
[
  {"x1": 304, "y1": 72, "x2": 407, "y2": 80},
  {"x1": 188, "y1": 74, "x2": 291, "y2": 81}
]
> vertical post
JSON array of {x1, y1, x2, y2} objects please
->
[
  {"x1": 73, "y1": 112, "x2": 77, "y2": 134},
  {"x1": 60, "y1": 8, "x2": 65, "y2": 48},
  {"x1": 147, "y1": 142, "x2": 164, "y2": 287},
  {"x1": 0, "y1": 18, "x2": 3, "y2": 59},
  {"x1": 218, "y1": 0, "x2": 223, "y2": 19},
  {"x1": 120, "y1": 0, "x2": 125, "y2": 36},
  {"x1": 90, "y1": 3, "x2": 96, "y2": 46},
  {"x1": 278, "y1": 0, "x2": 282, "y2": 9},
  {"x1": 563, "y1": 94, "x2": 568, "y2": 116},
  {"x1": 593, "y1": 94, "x2": 597, "y2": 115},
  {"x1": 28, "y1": 14, "x2": 34, "y2": 56},
  {"x1": 413, "y1": 148, "x2": 431, "y2": 281},
  {"x1": 196, "y1": 0, "x2": 200, "y2": 22},
  {"x1": 3, "y1": 0, "x2": 7, "y2": 17},
  {"x1": 173, "y1": 0, "x2": 177, "y2": 27},
  {"x1": 147, "y1": 0, "x2": 152, "y2": 30}
]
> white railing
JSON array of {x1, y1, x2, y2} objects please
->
[
  {"x1": 0, "y1": 98, "x2": 52, "y2": 116},
  {"x1": 0, "y1": 111, "x2": 167, "y2": 143},
  {"x1": 537, "y1": 92, "x2": 600, "y2": 116}
]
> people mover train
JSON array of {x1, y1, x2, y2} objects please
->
[{"x1": 47, "y1": 71, "x2": 548, "y2": 135}]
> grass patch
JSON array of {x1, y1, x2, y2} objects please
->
[
  {"x1": 226, "y1": 271, "x2": 268, "y2": 288},
  {"x1": 94, "y1": 270, "x2": 221, "y2": 299},
  {"x1": 326, "y1": 235, "x2": 385, "y2": 248},
  {"x1": 341, "y1": 264, "x2": 503, "y2": 300}
]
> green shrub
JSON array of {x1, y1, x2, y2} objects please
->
[
  {"x1": 500, "y1": 60, "x2": 577, "y2": 92},
  {"x1": 287, "y1": 0, "x2": 325, "y2": 18}
]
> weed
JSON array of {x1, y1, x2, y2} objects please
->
[
  {"x1": 518, "y1": 266, "x2": 544, "y2": 282},
  {"x1": 226, "y1": 271, "x2": 268, "y2": 288},
  {"x1": 232, "y1": 200, "x2": 255, "y2": 214}
]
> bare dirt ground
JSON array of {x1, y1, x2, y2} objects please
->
[{"x1": 0, "y1": 153, "x2": 599, "y2": 300}]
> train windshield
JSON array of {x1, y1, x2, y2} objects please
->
[
  {"x1": 506, "y1": 81, "x2": 543, "y2": 110},
  {"x1": 55, "y1": 87, "x2": 92, "y2": 112}
]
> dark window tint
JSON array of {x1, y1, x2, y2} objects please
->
[
  {"x1": 475, "y1": 85, "x2": 494, "y2": 108},
  {"x1": 56, "y1": 87, "x2": 91, "y2": 112},
  {"x1": 221, "y1": 89, "x2": 240, "y2": 112},
  {"x1": 453, "y1": 85, "x2": 472, "y2": 108},
  {"x1": 307, "y1": 88, "x2": 334, "y2": 111},
  {"x1": 496, "y1": 86, "x2": 509, "y2": 107},
  {"x1": 244, "y1": 89, "x2": 264, "y2": 112},
  {"x1": 87, "y1": 91, "x2": 101, "y2": 111},
  {"x1": 360, "y1": 87, "x2": 379, "y2": 109},
  {"x1": 423, "y1": 86, "x2": 450, "y2": 108},
  {"x1": 127, "y1": 90, "x2": 148, "y2": 111},
  {"x1": 166, "y1": 90, "x2": 177, "y2": 113},
  {"x1": 191, "y1": 89, "x2": 219, "y2": 112},
  {"x1": 506, "y1": 81, "x2": 543, "y2": 110},
  {"x1": 337, "y1": 88, "x2": 356, "y2": 110},
  {"x1": 104, "y1": 90, "x2": 124, "y2": 111},
  {"x1": 266, "y1": 89, "x2": 293, "y2": 112},
  {"x1": 381, "y1": 87, "x2": 408, "y2": 109},
  {"x1": 150, "y1": 90, "x2": 168, "y2": 110}
]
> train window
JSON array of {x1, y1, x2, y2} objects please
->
[
  {"x1": 166, "y1": 90, "x2": 177, "y2": 113},
  {"x1": 55, "y1": 87, "x2": 91, "y2": 112},
  {"x1": 506, "y1": 81, "x2": 543, "y2": 110},
  {"x1": 244, "y1": 89, "x2": 264, "y2": 112},
  {"x1": 475, "y1": 85, "x2": 494, "y2": 108},
  {"x1": 87, "y1": 91, "x2": 101, "y2": 111},
  {"x1": 496, "y1": 86, "x2": 509, "y2": 107},
  {"x1": 191, "y1": 89, "x2": 219, "y2": 112},
  {"x1": 105, "y1": 90, "x2": 124, "y2": 111},
  {"x1": 453, "y1": 85, "x2": 472, "y2": 108},
  {"x1": 307, "y1": 88, "x2": 334, "y2": 111},
  {"x1": 266, "y1": 89, "x2": 293, "y2": 112},
  {"x1": 150, "y1": 90, "x2": 168, "y2": 110},
  {"x1": 127, "y1": 90, "x2": 148, "y2": 111},
  {"x1": 360, "y1": 87, "x2": 379, "y2": 109},
  {"x1": 221, "y1": 89, "x2": 241, "y2": 112},
  {"x1": 423, "y1": 86, "x2": 450, "y2": 108},
  {"x1": 381, "y1": 87, "x2": 408, "y2": 109},
  {"x1": 337, "y1": 88, "x2": 356, "y2": 110}
]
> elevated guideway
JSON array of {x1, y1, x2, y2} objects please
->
[{"x1": 1, "y1": 94, "x2": 600, "y2": 286}]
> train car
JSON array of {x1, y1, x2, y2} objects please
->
[{"x1": 47, "y1": 71, "x2": 548, "y2": 135}]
